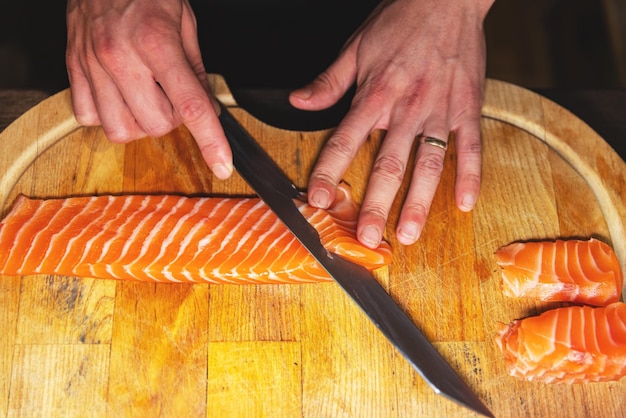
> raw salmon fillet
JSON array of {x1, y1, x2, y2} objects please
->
[
  {"x1": 495, "y1": 238, "x2": 623, "y2": 306},
  {"x1": 0, "y1": 184, "x2": 392, "y2": 284},
  {"x1": 495, "y1": 302, "x2": 626, "y2": 383}
]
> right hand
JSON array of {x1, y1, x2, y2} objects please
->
[{"x1": 66, "y1": 0, "x2": 233, "y2": 179}]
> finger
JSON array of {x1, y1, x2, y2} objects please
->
[
  {"x1": 111, "y1": 2, "x2": 212, "y2": 140},
  {"x1": 88, "y1": 64, "x2": 148, "y2": 142},
  {"x1": 357, "y1": 116, "x2": 417, "y2": 248},
  {"x1": 66, "y1": 9, "x2": 100, "y2": 128},
  {"x1": 66, "y1": 60, "x2": 101, "y2": 127},
  {"x1": 395, "y1": 127, "x2": 449, "y2": 245},
  {"x1": 109, "y1": 61, "x2": 179, "y2": 138},
  {"x1": 92, "y1": 28, "x2": 181, "y2": 139},
  {"x1": 454, "y1": 121, "x2": 482, "y2": 212},
  {"x1": 307, "y1": 99, "x2": 379, "y2": 209},
  {"x1": 180, "y1": 2, "x2": 218, "y2": 114},
  {"x1": 448, "y1": 77, "x2": 483, "y2": 212},
  {"x1": 151, "y1": 43, "x2": 233, "y2": 180},
  {"x1": 392, "y1": 69, "x2": 453, "y2": 245},
  {"x1": 289, "y1": 41, "x2": 358, "y2": 111},
  {"x1": 180, "y1": 0, "x2": 210, "y2": 93}
]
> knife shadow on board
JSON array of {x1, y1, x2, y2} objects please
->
[{"x1": 229, "y1": 85, "x2": 356, "y2": 132}]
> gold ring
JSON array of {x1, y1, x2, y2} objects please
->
[{"x1": 419, "y1": 136, "x2": 448, "y2": 151}]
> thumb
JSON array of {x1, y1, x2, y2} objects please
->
[{"x1": 289, "y1": 43, "x2": 358, "y2": 111}]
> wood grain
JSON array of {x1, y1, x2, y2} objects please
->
[{"x1": 0, "y1": 75, "x2": 625, "y2": 417}]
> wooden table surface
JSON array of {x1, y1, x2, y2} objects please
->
[{"x1": 1, "y1": 77, "x2": 625, "y2": 417}]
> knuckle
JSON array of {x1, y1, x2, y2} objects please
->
[
  {"x1": 356, "y1": 75, "x2": 389, "y2": 105},
  {"x1": 311, "y1": 168, "x2": 335, "y2": 185},
  {"x1": 197, "y1": 138, "x2": 221, "y2": 156},
  {"x1": 463, "y1": 84, "x2": 485, "y2": 106},
  {"x1": 135, "y1": 26, "x2": 165, "y2": 53},
  {"x1": 372, "y1": 154, "x2": 406, "y2": 184},
  {"x1": 65, "y1": 52, "x2": 81, "y2": 73},
  {"x1": 176, "y1": 95, "x2": 211, "y2": 125},
  {"x1": 314, "y1": 71, "x2": 337, "y2": 91},
  {"x1": 325, "y1": 131, "x2": 358, "y2": 159},
  {"x1": 415, "y1": 153, "x2": 445, "y2": 178},
  {"x1": 360, "y1": 202, "x2": 389, "y2": 224},
  {"x1": 399, "y1": 82, "x2": 428, "y2": 110},
  {"x1": 74, "y1": 112, "x2": 99, "y2": 127},
  {"x1": 452, "y1": 90, "x2": 484, "y2": 122},
  {"x1": 457, "y1": 172, "x2": 481, "y2": 188},
  {"x1": 191, "y1": 61, "x2": 208, "y2": 81},
  {"x1": 92, "y1": 33, "x2": 125, "y2": 71},
  {"x1": 459, "y1": 138, "x2": 482, "y2": 155},
  {"x1": 310, "y1": 169, "x2": 338, "y2": 188},
  {"x1": 102, "y1": 121, "x2": 145, "y2": 144},
  {"x1": 133, "y1": 16, "x2": 174, "y2": 50},
  {"x1": 144, "y1": 122, "x2": 176, "y2": 138},
  {"x1": 402, "y1": 199, "x2": 430, "y2": 221},
  {"x1": 104, "y1": 129, "x2": 136, "y2": 143}
]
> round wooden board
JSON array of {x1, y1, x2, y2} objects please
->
[{"x1": 0, "y1": 75, "x2": 625, "y2": 417}]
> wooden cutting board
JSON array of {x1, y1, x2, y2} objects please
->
[{"x1": 0, "y1": 75, "x2": 625, "y2": 417}]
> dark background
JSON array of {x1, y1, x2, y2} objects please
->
[{"x1": 0, "y1": 0, "x2": 624, "y2": 93}]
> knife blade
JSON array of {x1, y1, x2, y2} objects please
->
[{"x1": 217, "y1": 103, "x2": 494, "y2": 418}]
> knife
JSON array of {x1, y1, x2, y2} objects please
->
[{"x1": 217, "y1": 103, "x2": 494, "y2": 418}]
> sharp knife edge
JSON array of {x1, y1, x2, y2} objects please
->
[{"x1": 218, "y1": 104, "x2": 494, "y2": 418}]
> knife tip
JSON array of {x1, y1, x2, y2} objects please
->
[
  {"x1": 438, "y1": 387, "x2": 494, "y2": 417},
  {"x1": 457, "y1": 398, "x2": 494, "y2": 418}
]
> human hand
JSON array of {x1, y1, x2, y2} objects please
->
[
  {"x1": 66, "y1": 0, "x2": 233, "y2": 179},
  {"x1": 290, "y1": 0, "x2": 494, "y2": 247}
]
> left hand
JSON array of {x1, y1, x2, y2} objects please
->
[{"x1": 289, "y1": 0, "x2": 494, "y2": 247}]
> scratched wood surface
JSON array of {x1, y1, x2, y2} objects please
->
[{"x1": 0, "y1": 76, "x2": 625, "y2": 417}]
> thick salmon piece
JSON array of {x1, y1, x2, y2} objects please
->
[
  {"x1": 495, "y1": 302, "x2": 626, "y2": 383},
  {"x1": 495, "y1": 238, "x2": 623, "y2": 306},
  {"x1": 0, "y1": 184, "x2": 392, "y2": 283}
]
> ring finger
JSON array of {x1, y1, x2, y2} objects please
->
[{"x1": 395, "y1": 127, "x2": 450, "y2": 245}]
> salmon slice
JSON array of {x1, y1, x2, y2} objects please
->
[
  {"x1": 495, "y1": 238, "x2": 623, "y2": 306},
  {"x1": 0, "y1": 184, "x2": 392, "y2": 284},
  {"x1": 495, "y1": 302, "x2": 626, "y2": 383}
]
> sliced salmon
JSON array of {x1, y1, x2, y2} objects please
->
[
  {"x1": 0, "y1": 184, "x2": 392, "y2": 284},
  {"x1": 495, "y1": 302, "x2": 626, "y2": 383},
  {"x1": 495, "y1": 238, "x2": 623, "y2": 306}
]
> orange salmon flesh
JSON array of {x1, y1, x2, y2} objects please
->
[
  {"x1": 496, "y1": 302, "x2": 626, "y2": 383},
  {"x1": 495, "y1": 238, "x2": 623, "y2": 306},
  {"x1": 0, "y1": 184, "x2": 392, "y2": 284}
]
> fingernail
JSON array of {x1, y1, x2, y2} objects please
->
[
  {"x1": 211, "y1": 163, "x2": 233, "y2": 180},
  {"x1": 360, "y1": 225, "x2": 381, "y2": 248},
  {"x1": 292, "y1": 87, "x2": 313, "y2": 101},
  {"x1": 398, "y1": 222, "x2": 420, "y2": 245},
  {"x1": 310, "y1": 189, "x2": 330, "y2": 209},
  {"x1": 460, "y1": 193, "x2": 476, "y2": 211}
]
